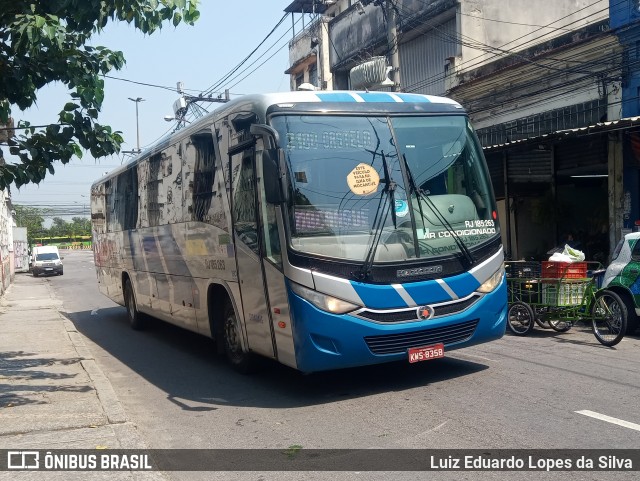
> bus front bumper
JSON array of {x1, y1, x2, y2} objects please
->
[{"x1": 287, "y1": 280, "x2": 507, "y2": 373}]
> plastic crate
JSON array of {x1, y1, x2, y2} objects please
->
[
  {"x1": 505, "y1": 261, "x2": 541, "y2": 278},
  {"x1": 542, "y1": 282, "x2": 587, "y2": 306},
  {"x1": 541, "y1": 261, "x2": 587, "y2": 280}
]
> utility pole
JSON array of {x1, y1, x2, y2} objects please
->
[
  {"x1": 385, "y1": 0, "x2": 400, "y2": 92},
  {"x1": 127, "y1": 97, "x2": 144, "y2": 153}
]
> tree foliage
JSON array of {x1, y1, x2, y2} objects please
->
[
  {"x1": 48, "y1": 216, "x2": 91, "y2": 237},
  {"x1": 0, "y1": 0, "x2": 200, "y2": 190},
  {"x1": 13, "y1": 204, "x2": 46, "y2": 244},
  {"x1": 14, "y1": 204, "x2": 93, "y2": 244}
]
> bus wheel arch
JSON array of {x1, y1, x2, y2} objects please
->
[{"x1": 207, "y1": 283, "x2": 256, "y2": 373}]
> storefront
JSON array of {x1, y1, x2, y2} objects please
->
[{"x1": 483, "y1": 119, "x2": 640, "y2": 263}]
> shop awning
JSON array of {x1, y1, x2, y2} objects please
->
[{"x1": 483, "y1": 116, "x2": 640, "y2": 152}]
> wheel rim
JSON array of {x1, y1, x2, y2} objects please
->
[
  {"x1": 508, "y1": 304, "x2": 532, "y2": 334},
  {"x1": 224, "y1": 311, "x2": 243, "y2": 362},
  {"x1": 593, "y1": 294, "x2": 623, "y2": 342}
]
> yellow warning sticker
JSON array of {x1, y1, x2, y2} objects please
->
[{"x1": 347, "y1": 163, "x2": 380, "y2": 195}]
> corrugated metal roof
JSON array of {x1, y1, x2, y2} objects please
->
[{"x1": 483, "y1": 116, "x2": 640, "y2": 151}]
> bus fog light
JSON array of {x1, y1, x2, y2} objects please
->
[
  {"x1": 476, "y1": 266, "x2": 504, "y2": 293},
  {"x1": 290, "y1": 282, "x2": 359, "y2": 314}
]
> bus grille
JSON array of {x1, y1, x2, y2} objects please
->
[
  {"x1": 356, "y1": 295, "x2": 480, "y2": 323},
  {"x1": 363, "y1": 319, "x2": 479, "y2": 355}
]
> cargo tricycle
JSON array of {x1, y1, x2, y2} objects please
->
[{"x1": 505, "y1": 261, "x2": 627, "y2": 347}]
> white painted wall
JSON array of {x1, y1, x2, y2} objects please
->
[
  {"x1": 459, "y1": 0, "x2": 609, "y2": 73},
  {"x1": 0, "y1": 189, "x2": 15, "y2": 293}
]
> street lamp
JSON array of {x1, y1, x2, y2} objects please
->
[{"x1": 128, "y1": 97, "x2": 145, "y2": 153}]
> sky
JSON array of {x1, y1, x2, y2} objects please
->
[{"x1": 9, "y1": 1, "x2": 299, "y2": 221}]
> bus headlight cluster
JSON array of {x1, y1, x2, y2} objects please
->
[
  {"x1": 290, "y1": 282, "x2": 359, "y2": 314},
  {"x1": 476, "y1": 266, "x2": 505, "y2": 293}
]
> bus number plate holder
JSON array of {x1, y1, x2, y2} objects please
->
[{"x1": 408, "y1": 343, "x2": 444, "y2": 363}]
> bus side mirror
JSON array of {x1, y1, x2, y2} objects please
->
[{"x1": 262, "y1": 149, "x2": 284, "y2": 204}]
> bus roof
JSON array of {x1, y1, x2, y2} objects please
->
[{"x1": 92, "y1": 91, "x2": 464, "y2": 186}]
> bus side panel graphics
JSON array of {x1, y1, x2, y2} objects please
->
[{"x1": 183, "y1": 222, "x2": 236, "y2": 282}]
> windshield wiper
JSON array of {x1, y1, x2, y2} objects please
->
[
  {"x1": 401, "y1": 154, "x2": 475, "y2": 268},
  {"x1": 357, "y1": 151, "x2": 396, "y2": 281}
]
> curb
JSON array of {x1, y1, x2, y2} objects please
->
[
  {"x1": 62, "y1": 318, "x2": 127, "y2": 424},
  {"x1": 35, "y1": 279, "x2": 128, "y2": 426}
]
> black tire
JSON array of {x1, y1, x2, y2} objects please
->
[
  {"x1": 507, "y1": 302, "x2": 535, "y2": 336},
  {"x1": 535, "y1": 316, "x2": 551, "y2": 328},
  {"x1": 123, "y1": 279, "x2": 145, "y2": 330},
  {"x1": 223, "y1": 303, "x2": 255, "y2": 373},
  {"x1": 548, "y1": 318, "x2": 572, "y2": 332},
  {"x1": 33, "y1": 272, "x2": 39, "y2": 278},
  {"x1": 591, "y1": 290, "x2": 627, "y2": 347},
  {"x1": 620, "y1": 294, "x2": 639, "y2": 335}
]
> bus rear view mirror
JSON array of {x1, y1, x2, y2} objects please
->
[{"x1": 262, "y1": 149, "x2": 284, "y2": 204}]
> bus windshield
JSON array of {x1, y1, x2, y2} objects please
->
[{"x1": 271, "y1": 114, "x2": 499, "y2": 263}]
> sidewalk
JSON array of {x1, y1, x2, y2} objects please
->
[{"x1": 0, "y1": 274, "x2": 163, "y2": 479}]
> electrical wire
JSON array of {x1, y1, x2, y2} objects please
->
[
  {"x1": 214, "y1": 14, "x2": 304, "y2": 93},
  {"x1": 103, "y1": 75, "x2": 209, "y2": 94},
  {"x1": 398, "y1": 0, "x2": 617, "y2": 93},
  {"x1": 226, "y1": 18, "x2": 308, "y2": 92},
  {"x1": 201, "y1": 12, "x2": 289, "y2": 97}
]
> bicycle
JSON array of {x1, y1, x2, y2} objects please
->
[{"x1": 505, "y1": 261, "x2": 627, "y2": 347}]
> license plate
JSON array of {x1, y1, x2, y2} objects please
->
[
  {"x1": 45, "y1": 268, "x2": 53, "y2": 271},
  {"x1": 408, "y1": 343, "x2": 445, "y2": 363}
]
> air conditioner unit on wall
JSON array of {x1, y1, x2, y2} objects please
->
[{"x1": 349, "y1": 57, "x2": 393, "y2": 90}]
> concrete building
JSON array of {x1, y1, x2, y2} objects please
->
[
  {"x1": 284, "y1": 0, "x2": 635, "y2": 261},
  {"x1": 285, "y1": 0, "x2": 342, "y2": 91},
  {"x1": 610, "y1": 0, "x2": 640, "y2": 238},
  {"x1": 0, "y1": 186, "x2": 15, "y2": 295}
]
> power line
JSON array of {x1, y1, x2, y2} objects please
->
[
  {"x1": 224, "y1": 16, "x2": 307, "y2": 92},
  {"x1": 227, "y1": 38, "x2": 293, "y2": 91},
  {"x1": 202, "y1": 12, "x2": 290, "y2": 96},
  {"x1": 397, "y1": 0, "x2": 614, "y2": 93},
  {"x1": 103, "y1": 75, "x2": 209, "y2": 94}
]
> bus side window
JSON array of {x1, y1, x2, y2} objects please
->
[
  {"x1": 232, "y1": 151, "x2": 259, "y2": 254},
  {"x1": 258, "y1": 147, "x2": 282, "y2": 268},
  {"x1": 191, "y1": 134, "x2": 217, "y2": 223}
]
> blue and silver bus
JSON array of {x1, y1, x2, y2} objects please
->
[{"x1": 91, "y1": 90, "x2": 507, "y2": 373}]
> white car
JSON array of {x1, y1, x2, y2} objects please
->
[{"x1": 31, "y1": 245, "x2": 64, "y2": 277}]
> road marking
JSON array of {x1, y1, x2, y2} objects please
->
[
  {"x1": 452, "y1": 352, "x2": 499, "y2": 363},
  {"x1": 575, "y1": 410, "x2": 640, "y2": 432}
]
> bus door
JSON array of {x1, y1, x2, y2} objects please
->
[{"x1": 230, "y1": 139, "x2": 278, "y2": 360}]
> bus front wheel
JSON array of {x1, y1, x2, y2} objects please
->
[
  {"x1": 124, "y1": 279, "x2": 145, "y2": 330},
  {"x1": 223, "y1": 303, "x2": 255, "y2": 374}
]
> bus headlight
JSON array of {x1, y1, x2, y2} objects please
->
[
  {"x1": 476, "y1": 266, "x2": 505, "y2": 293},
  {"x1": 290, "y1": 282, "x2": 359, "y2": 314}
]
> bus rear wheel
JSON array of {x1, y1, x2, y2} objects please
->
[
  {"x1": 124, "y1": 279, "x2": 145, "y2": 330},
  {"x1": 223, "y1": 303, "x2": 255, "y2": 374}
]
